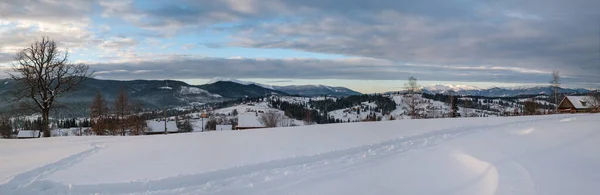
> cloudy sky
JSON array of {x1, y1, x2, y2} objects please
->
[{"x1": 1, "y1": 0, "x2": 599, "y2": 93}]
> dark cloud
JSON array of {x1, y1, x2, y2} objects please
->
[
  {"x1": 88, "y1": 57, "x2": 599, "y2": 87},
  {"x1": 96, "y1": 0, "x2": 600, "y2": 85},
  {"x1": 267, "y1": 80, "x2": 294, "y2": 83},
  {"x1": 2, "y1": 0, "x2": 598, "y2": 87}
]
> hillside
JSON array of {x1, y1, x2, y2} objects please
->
[
  {"x1": 1, "y1": 114, "x2": 599, "y2": 194},
  {"x1": 0, "y1": 78, "x2": 362, "y2": 112},
  {"x1": 273, "y1": 85, "x2": 361, "y2": 97},
  {"x1": 0, "y1": 78, "x2": 285, "y2": 111}
]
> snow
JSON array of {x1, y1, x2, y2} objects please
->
[
  {"x1": 146, "y1": 120, "x2": 178, "y2": 133},
  {"x1": 158, "y1": 86, "x2": 172, "y2": 90},
  {"x1": 237, "y1": 112, "x2": 264, "y2": 128},
  {"x1": 178, "y1": 86, "x2": 209, "y2": 95},
  {"x1": 425, "y1": 84, "x2": 481, "y2": 91},
  {"x1": 213, "y1": 102, "x2": 272, "y2": 115},
  {"x1": 216, "y1": 125, "x2": 232, "y2": 131},
  {"x1": 16, "y1": 130, "x2": 40, "y2": 138},
  {"x1": 1, "y1": 114, "x2": 600, "y2": 194}
]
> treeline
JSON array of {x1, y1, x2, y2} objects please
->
[
  {"x1": 268, "y1": 98, "x2": 338, "y2": 124},
  {"x1": 311, "y1": 95, "x2": 397, "y2": 114},
  {"x1": 89, "y1": 87, "x2": 147, "y2": 136},
  {"x1": 422, "y1": 93, "x2": 555, "y2": 114}
]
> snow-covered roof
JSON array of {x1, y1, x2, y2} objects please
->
[
  {"x1": 564, "y1": 96, "x2": 595, "y2": 109},
  {"x1": 216, "y1": 125, "x2": 232, "y2": 131},
  {"x1": 237, "y1": 112, "x2": 264, "y2": 128},
  {"x1": 17, "y1": 130, "x2": 40, "y2": 138},
  {"x1": 146, "y1": 120, "x2": 179, "y2": 133}
]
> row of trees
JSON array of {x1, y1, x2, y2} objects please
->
[
  {"x1": 310, "y1": 95, "x2": 397, "y2": 114},
  {"x1": 90, "y1": 87, "x2": 147, "y2": 135}
]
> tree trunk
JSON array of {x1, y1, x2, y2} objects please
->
[{"x1": 42, "y1": 110, "x2": 50, "y2": 137}]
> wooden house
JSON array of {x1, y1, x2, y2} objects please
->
[{"x1": 557, "y1": 96, "x2": 595, "y2": 113}]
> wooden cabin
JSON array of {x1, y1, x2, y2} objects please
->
[{"x1": 557, "y1": 96, "x2": 595, "y2": 113}]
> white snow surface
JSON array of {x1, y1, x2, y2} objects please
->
[
  {"x1": 1, "y1": 114, "x2": 600, "y2": 195},
  {"x1": 425, "y1": 84, "x2": 481, "y2": 91},
  {"x1": 237, "y1": 112, "x2": 264, "y2": 128}
]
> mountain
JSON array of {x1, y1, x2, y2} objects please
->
[
  {"x1": 0, "y1": 77, "x2": 358, "y2": 112},
  {"x1": 198, "y1": 81, "x2": 285, "y2": 98},
  {"x1": 206, "y1": 77, "x2": 361, "y2": 97},
  {"x1": 207, "y1": 77, "x2": 275, "y2": 90},
  {"x1": 273, "y1": 85, "x2": 361, "y2": 97},
  {"x1": 0, "y1": 78, "x2": 286, "y2": 111},
  {"x1": 424, "y1": 84, "x2": 481, "y2": 93},
  {"x1": 423, "y1": 85, "x2": 590, "y2": 97}
]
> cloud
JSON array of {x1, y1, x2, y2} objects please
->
[
  {"x1": 2, "y1": 0, "x2": 598, "y2": 88},
  {"x1": 87, "y1": 56, "x2": 599, "y2": 87},
  {"x1": 267, "y1": 80, "x2": 294, "y2": 83},
  {"x1": 92, "y1": 0, "x2": 600, "y2": 85}
]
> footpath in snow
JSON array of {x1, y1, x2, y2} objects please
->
[{"x1": 1, "y1": 114, "x2": 599, "y2": 195}]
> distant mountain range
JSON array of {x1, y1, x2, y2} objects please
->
[
  {"x1": 0, "y1": 77, "x2": 360, "y2": 110},
  {"x1": 206, "y1": 77, "x2": 362, "y2": 97},
  {"x1": 0, "y1": 77, "x2": 591, "y2": 112},
  {"x1": 422, "y1": 84, "x2": 591, "y2": 97}
]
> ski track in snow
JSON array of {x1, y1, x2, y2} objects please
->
[
  {"x1": 0, "y1": 116, "x2": 567, "y2": 194},
  {"x1": 0, "y1": 142, "x2": 106, "y2": 194}
]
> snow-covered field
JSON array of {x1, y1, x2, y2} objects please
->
[{"x1": 1, "y1": 114, "x2": 599, "y2": 194}]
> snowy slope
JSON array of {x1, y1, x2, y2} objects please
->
[{"x1": 1, "y1": 114, "x2": 599, "y2": 194}]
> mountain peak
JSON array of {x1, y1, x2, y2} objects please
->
[
  {"x1": 206, "y1": 77, "x2": 274, "y2": 90},
  {"x1": 425, "y1": 84, "x2": 481, "y2": 92}
]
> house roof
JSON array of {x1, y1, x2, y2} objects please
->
[
  {"x1": 146, "y1": 120, "x2": 179, "y2": 133},
  {"x1": 237, "y1": 112, "x2": 264, "y2": 128},
  {"x1": 17, "y1": 130, "x2": 40, "y2": 138},
  {"x1": 216, "y1": 125, "x2": 232, "y2": 131},
  {"x1": 563, "y1": 96, "x2": 595, "y2": 109}
]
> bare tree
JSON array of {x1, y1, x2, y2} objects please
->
[
  {"x1": 128, "y1": 103, "x2": 147, "y2": 135},
  {"x1": 90, "y1": 92, "x2": 109, "y2": 135},
  {"x1": 0, "y1": 115, "x2": 13, "y2": 138},
  {"x1": 8, "y1": 37, "x2": 90, "y2": 137},
  {"x1": 259, "y1": 110, "x2": 283, "y2": 128},
  {"x1": 524, "y1": 98, "x2": 538, "y2": 115},
  {"x1": 114, "y1": 86, "x2": 131, "y2": 136},
  {"x1": 551, "y1": 70, "x2": 561, "y2": 108},
  {"x1": 303, "y1": 110, "x2": 313, "y2": 125},
  {"x1": 585, "y1": 92, "x2": 600, "y2": 113},
  {"x1": 405, "y1": 76, "x2": 422, "y2": 119}
]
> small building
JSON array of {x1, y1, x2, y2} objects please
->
[
  {"x1": 557, "y1": 96, "x2": 595, "y2": 113},
  {"x1": 17, "y1": 130, "x2": 41, "y2": 139},
  {"x1": 236, "y1": 112, "x2": 264, "y2": 130},
  {"x1": 146, "y1": 120, "x2": 179, "y2": 135},
  {"x1": 216, "y1": 125, "x2": 232, "y2": 131}
]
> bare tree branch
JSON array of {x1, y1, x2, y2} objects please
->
[{"x1": 6, "y1": 36, "x2": 92, "y2": 137}]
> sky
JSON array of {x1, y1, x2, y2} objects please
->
[{"x1": 0, "y1": 0, "x2": 599, "y2": 93}]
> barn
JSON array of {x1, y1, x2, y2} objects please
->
[{"x1": 557, "y1": 96, "x2": 596, "y2": 113}]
